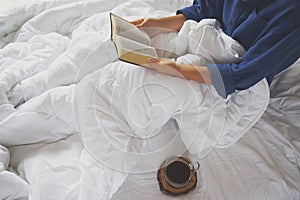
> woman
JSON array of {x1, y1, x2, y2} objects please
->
[{"x1": 132, "y1": 0, "x2": 300, "y2": 98}]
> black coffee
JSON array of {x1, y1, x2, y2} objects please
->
[{"x1": 165, "y1": 160, "x2": 191, "y2": 184}]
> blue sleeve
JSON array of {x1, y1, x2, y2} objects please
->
[
  {"x1": 208, "y1": 25, "x2": 300, "y2": 98},
  {"x1": 176, "y1": 0, "x2": 223, "y2": 22}
]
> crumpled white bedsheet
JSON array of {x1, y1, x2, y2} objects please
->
[
  {"x1": 0, "y1": 0, "x2": 270, "y2": 199},
  {"x1": 9, "y1": 59, "x2": 300, "y2": 200},
  {"x1": 0, "y1": 145, "x2": 28, "y2": 200}
]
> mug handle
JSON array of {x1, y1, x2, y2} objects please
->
[{"x1": 190, "y1": 161, "x2": 200, "y2": 172}]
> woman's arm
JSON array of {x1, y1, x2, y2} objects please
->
[{"x1": 177, "y1": 0, "x2": 222, "y2": 22}]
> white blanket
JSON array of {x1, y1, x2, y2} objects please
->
[{"x1": 0, "y1": 0, "x2": 270, "y2": 199}]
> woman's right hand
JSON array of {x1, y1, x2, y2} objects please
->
[
  {"x1": 131, "y1": 14, "x2": 186, "y2": 37},
  {"x1": 131, "y1": 18, "x2": 164, "y2": 37},
  {"x1": 131, "y1": 18, "x2": 160, "y2": 28}
]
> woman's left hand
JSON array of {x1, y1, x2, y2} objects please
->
[
  {"x1": 146, "y1": 57, "x2": 211, "y2": 84},
  {"x1": 146, "y1": 57, "x2": 184, "y2": 77}
]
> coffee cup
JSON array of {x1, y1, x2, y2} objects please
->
[{"x1": 161, "y1": 156, "x2": 200, "y2": 188}]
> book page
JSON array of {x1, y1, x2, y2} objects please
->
[
  {"x1": 114, "y1": 35, "x2": 158, "y2": 58},
  {"x1": 110, "y1": 13, "x2": 151, "y2": 45},
  {"x1": 113, "y1": 35, "x2": 157, "y2": 67}
]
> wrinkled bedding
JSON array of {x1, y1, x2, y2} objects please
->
[
  {"x1": 7, "y1": 59, "x2": 300, "y2": 200},
  {"x1": 0, "y1": 0, "x2": 297, "y2": 199}
]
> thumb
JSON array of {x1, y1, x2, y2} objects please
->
[{"x1": 136, "y1": 19, "x2": 148, "y2": 28}]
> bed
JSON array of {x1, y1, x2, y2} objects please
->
[{"x1": 0, "y1": 0, "x2": 299, "y2": 199}]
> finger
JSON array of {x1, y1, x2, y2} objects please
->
[
  {"x1": 131, "y1": 18, "x2": 144, "y2": 25},
  {"x1": 158, "y1": 60, "x2": 171, "y2": 65},
  {"x1": 136, "y1": 18, "x2": 149, "y2": 28},
  {"x1": 146, "y1": 57, "x2": 160, "y2": 63},
  {"x1": 156, "y1": 58, "x2": 174, "y2": 66}
]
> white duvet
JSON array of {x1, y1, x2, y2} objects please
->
[{"x1": 0, "y1": 0, "x2": 271, "y2": 199}]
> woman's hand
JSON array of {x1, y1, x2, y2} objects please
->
[
  {"x1": 146, "y1": 57, "x2": 211, "y2": 84},
  {"x1": 131, "y1": 14, "x2": 186, "y2": 37},
  {"x1": 131, "y1": 18, "x2": 161, "y2": 28},
  {"x1": 146, "y1": 57, "x2": 181, "y2": 76},
  {"x1": 131, "y1": 18, "x2": 164, "y2": 37}
]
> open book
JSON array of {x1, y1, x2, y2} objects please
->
[{"x1": 110, "y1": 13, "x2": 158, "y2": 67}]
